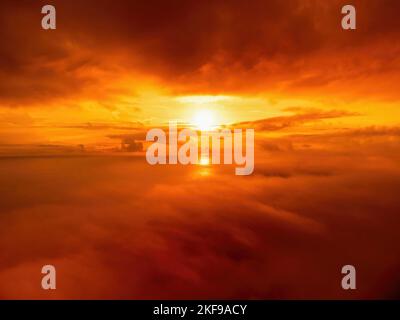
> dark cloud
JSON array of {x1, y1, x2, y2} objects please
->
[
  {"x1": 119, "y1": 137, "x2": 143, "y2": 152},
  {"x1": 1, "y1": 0, "x2": 400, "y2": 105},
  {"x1": 233, "y1": 109, "x2": 358, "y2": 131},
  {"x1": 62, "y1": 122, "x2": 144, "y2": 131}
]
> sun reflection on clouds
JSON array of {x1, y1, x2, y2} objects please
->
[{"x1": 199, "y1": 155, "x2": 210, "y2": 165}]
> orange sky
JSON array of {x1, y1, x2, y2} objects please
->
[
  {"x1": 1, "y1": 0, "x2": 400, "y2": 149},
  {"x1": 0, "y1": 0, "x2": 400, "y2": 299}
]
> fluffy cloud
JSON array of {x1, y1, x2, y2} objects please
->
[
  {"x1": 1, "y1": 0, "x2": 400, "y2": 106},
  {"x1": 0, "y1": 127, "x2": 399, "y2": 298}
]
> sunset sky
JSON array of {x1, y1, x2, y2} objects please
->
[{"x1": 0, "y1": 0, "x2": 400, "y2": 299}]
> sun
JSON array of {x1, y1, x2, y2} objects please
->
[{"x1": 191, "y1": 109, "x2": 216, "y2": 131}]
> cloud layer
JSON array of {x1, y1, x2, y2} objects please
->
[
  {"x1": 1, "y1": 0, "x2": 400, "y2": 107},
  {"x1": 0, "y1": 126, "x2": 400, "y2": 299},
  {"x1": 1, "y1": 0, "x2": 400, "y2": 299}
]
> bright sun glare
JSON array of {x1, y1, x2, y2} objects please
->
[{"x1": 192, "y1": 109, "x2": 216, "y2": 131}]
